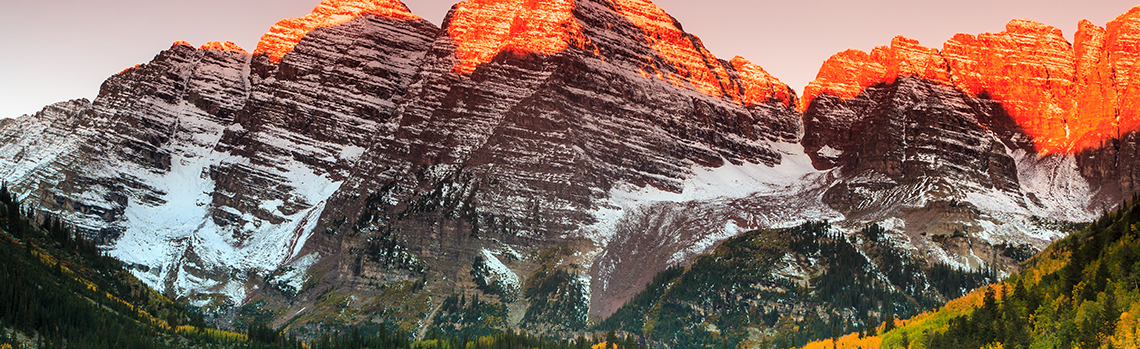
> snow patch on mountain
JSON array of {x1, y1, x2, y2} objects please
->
[
  {"x1": 480, "y1": 248, "x2": 520, "y2": 292},
  {"x1": 277, "y1": 252, "x2": 319, "y2": 294},
  {"x1": 0, "y1": 100, "x2": 94, "y2": 204},
  {"x1": 103, "y1": 97, "x2": 345, "y2": 304},
  {"x1": 668, "y1": 219, "x2": 741, "y2": 265},
  {"x1": 586, "y1": 142, "x2": 828, "y2": 243},
  {"x1": 1010, "y1": 149, "x2": 1099, "y2": 222}
]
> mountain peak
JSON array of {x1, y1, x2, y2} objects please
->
[
  {"x1": 446, "y1": 0, "x2": 593, "y2": 74},
  {"x1": 611, "y1": 0, "x2": 744, "y2": 100},
  {"x1": 199, "y1": 41, "x2": 249, "y2": 54},
  {"x1": 802, "y1": 8, "x2": 1140, "y2": 154},
  {"x1": 730, "y1": 56, "x2": 793, "y2": 107},
  {"x1": 254, "y1": 0, "x2": 422, "y2": 63},
  {"x1": 942, "y1": 17, "x2": 1080, "y2": 154},
  {"x1": 800, "y1": 35, "x2": 947, "y2": 112},
  {"x1": 442, "y1": 0, "x2": 792, "y2": 109},
  {"x1": 1004, "y1": 18, "x2": 1064, "y2": 37}
]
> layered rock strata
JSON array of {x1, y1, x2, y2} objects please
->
[
  {"x1": 804, "y1": 8, "x2": 1140, "y2": 155},
  {"x1": 296, "y1": 0, "x2": 806, "y2": 329}
]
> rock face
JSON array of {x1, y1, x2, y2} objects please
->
[
  {"x1": 445, "y1": 0, "x2": 594, "y2": 74},
  {"x1": 804, "y1": 9, "x2": 1140, "y2": 155},
  {"x1": 0, "y1": 0, "x2": 805, "y2": 331},
  {"x1": 255, "y1": 0, "x2": 423, "y2": 63},
  {"x1": 800, "y1": 9, "x2": 1140, "y2": 276},
  {"x1": 294, "y1": 0, "x2": 808, "y2": 330},
  {"x1": 3, "y1": 0, "x2": 1140, "y2": 339},
  {"x1": 805, "y1": 76, "x2": 1020, "y2": 212},
  {"x1": 804, "y1": 75, "x2": 1091, "y2": 273}
]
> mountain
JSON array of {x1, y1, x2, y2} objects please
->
[
  {"x1": 0, "y1": 0, "x2": 440, "y2": 317},
  {"x1": 2, "y1": 0, "x2": 1140, "y2": 341}
]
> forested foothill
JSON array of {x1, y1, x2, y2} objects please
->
[{"x1": 806, "y1": 195, "x2": 1140, "y2": 349}]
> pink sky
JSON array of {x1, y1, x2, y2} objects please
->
[{"x1": 1, "y1": 0, "x2": 1136, "y2": 118}]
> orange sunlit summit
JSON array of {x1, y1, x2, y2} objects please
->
[
  {"x1": 182, "y1": 0, "x2": 1140, "y2": 155},
  {"x1": 254, "y1": 0, "x2": 421, "y2": 63},
  {"x1": 607, "y1": 0, "x2": 792, "y2": 107},
  {"x1": 237, "y1": 0, "x2": 798, "y2": 109},
  {"x1": 199, "y1": 41, "x2": 249, "y2": 54},
  {"x1": 446, "y1": 0, "x2": 596, "y2": 74},
  {"x1": 801, "y1": 7, "x2": 1140, "y2": 155}
]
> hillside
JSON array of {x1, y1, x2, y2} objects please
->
[
  {"x1": 596, "y1": 220, "x2": 1002, "y2": 348},
  {"x1": 803, "y1": 195, "x2": 1140, "y2": 349}
]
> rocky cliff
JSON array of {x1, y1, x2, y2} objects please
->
[
  {"x1": 803, "y1": 9, "x2": 1140, "y2": 156},
  {"x1": 2, "y1": 0, "x2": 1140, "y2": 339},
  {"x1": 800, "y1": 8, "x2": 1140, "y2": 276}
]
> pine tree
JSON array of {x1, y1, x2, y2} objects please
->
[
  {"x1": 866, "y1": 316, "x2": 877, "y2": 337},
  {"x1": 1012, "y1": 281, "x2": 1027, "y2": 304},
  {"x1": 1065, "y1": 242, "x2": 1086, "y2": 296},
  {"x1": 1078, "y1": 318, "x2": 1100, "y2": 349},
  {"x1": 1086, "y1": 260, "x2": 1110, "y2": 301},
  {"x1": 1103, "y1": 284, "x2": 1120, "y2": 340},
  {"x1": 883, "y1": 313, "x2": 896, "y2": 333}
]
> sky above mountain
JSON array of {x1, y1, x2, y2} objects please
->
[{"x1": 0, "y1": 0, "x2": 1136, "y2": 119}]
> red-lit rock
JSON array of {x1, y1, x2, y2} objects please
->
[
  {"x1": 801, "y1": 36, "x2": 949, "y2": 111},
  {"x1": 803, "y1": 7, "x2": 1140, "y2": 154},
  {"x1": 731, "y1": 56, "x2": 793, "y2": 107},
  {"x1": 447, "y1": 0, "x2": 595, "y2": 74},
  {"x1": 1104, "y1": 8, "x2": 1140, "y2": 148},
  {"x1": 254, "y1": 0, "x2": 421, "y2": 63},
  {"x1": 1073, "y1": 18, "x2": 1115, "y2": 149},
  {"x1": 199, "y1": 41, "x2": 248, "y2": 54},
  {"x1": 608, "y1": 0, "x2": 742, "y2": 100},
  {"x1": 801, "y1": 49, "x2": 886, "y2": 109},
  {"x1": 942, "y1": 19, "x2": 1077, "y2": 153},
  {"x1": 429, "y1": 0, "x2": 791, "y2": 105},
  {"x1": 884, "y1": 36, "x2": 953, "y2": 86}
]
